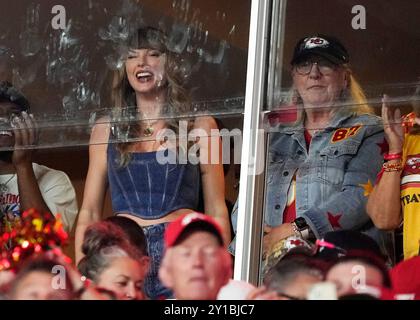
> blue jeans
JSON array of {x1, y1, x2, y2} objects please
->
[{"x1": 142, "y1": 223, "x2": 173, "y2": 299}]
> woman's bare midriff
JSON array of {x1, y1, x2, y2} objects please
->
[{"x1": 116, "y1": 208, "x2": 196, "y2": 227}]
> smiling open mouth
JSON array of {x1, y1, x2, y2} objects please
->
[
  {"x1": 135, "y1": 71, "x2": 153, "y2": 82},
  {"x1": 0, "y1": 131, "x2": 13, "y2": 137}
]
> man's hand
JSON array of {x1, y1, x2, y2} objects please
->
[
  {"x1": 11, "y1": 111, "x2": 38, "y2": 167},
  {"x1": 263, "y1": 223, "x2": 295, "y2": 257}
]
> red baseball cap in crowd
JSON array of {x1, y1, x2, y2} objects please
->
[
  {"x1": 164, "y1": 212, "x2": 224, "y2": 248},
  {"x1": 389, "y1": 256, "x2": 420, "y2": 300}
]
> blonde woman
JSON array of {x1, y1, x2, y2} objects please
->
[{"x1": 76, "y1": 27, "x2": 230, "y2": 299}]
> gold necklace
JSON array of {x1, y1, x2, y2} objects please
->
[
  {"x1": 0, "y1": 174, "x2": 15, "y2": 193},
  {"x1": 141, "y1": 114, "x2": 159, "y2": 137},
  {"x1": 142, "y1": 120, "x2": 157, "y2": 137}
]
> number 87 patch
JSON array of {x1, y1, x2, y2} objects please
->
[{"x1": 331, "y1": 125, "x2": 361, "y2": 143}]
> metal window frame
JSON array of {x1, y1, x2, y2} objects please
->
[{"x1": 233, "y1": 0, "x2": 287, "y2": 284}]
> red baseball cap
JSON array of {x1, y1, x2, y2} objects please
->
[{"x1": 164, "y1": 212, "x2": 224, "y2": 248}]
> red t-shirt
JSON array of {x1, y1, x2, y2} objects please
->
[
  {"x1": 304, "y1": 129, "x2": 312, "y2": 148},
  {"x1": 283, "y1": 130, "x2": 312, "y2": 223}
]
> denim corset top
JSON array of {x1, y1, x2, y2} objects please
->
[{"x1": 107, "y1": 144, "x2": 201, "y2": 219}]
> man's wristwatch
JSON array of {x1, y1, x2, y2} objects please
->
[{"x1": 292, "y1": 217, "x2": 310, "y2": 239}]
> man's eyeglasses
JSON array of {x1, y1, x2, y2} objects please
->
[{"x1": 294, "y1": 60, "x2": 337, "y2": 76}]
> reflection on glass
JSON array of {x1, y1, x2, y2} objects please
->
[
  {"x1": 19, "y1": 3, "x2": 42, "y2": 57},
  {"x1": 259, "y1": 1, "x2": 420, "y2": 283},
  {"x1": 262, "y1": 34, "x2": 392, "y2": 277},
  {"x1": 0, "y1": 1, "x2": 247, "y2": 149}
]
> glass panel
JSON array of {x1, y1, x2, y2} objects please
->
[
  {"x1": 0, "y1": 1, "x2": 251, "y2": 289},
  {"x1": 267, "y1": 0, "x2": 420, "y2": 113},
  {"x1": 0, "y1": 0, "x2": 249, "y2": 150},
  {"x1": 261, "y1": 0, "x2": 420, "y2": 283}
]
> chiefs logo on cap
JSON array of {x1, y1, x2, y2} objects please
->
[
  {"x1": 304, "y1": 37, "x2": 329, "y2": 49},
  {"x1": 181, "y1": 212, "x2": 204, "y2": 226}
]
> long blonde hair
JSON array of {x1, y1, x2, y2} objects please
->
[
  {"x1": 110, "y1": 27, "x2": 192, "y2": 166},
  {"x1": 343, "y1": 66, "x2": 372, "y2": 115},
  {"x1": 285, "y1": 64, "x2": 372, "y2": 125}
]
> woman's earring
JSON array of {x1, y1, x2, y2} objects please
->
[{"x1": 157, "y1": 74, "x2": 164, "y2": 88}]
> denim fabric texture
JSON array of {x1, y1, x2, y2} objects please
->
[
  {"x1": 230, "y1": 111, "x2": 393, "y2": 256},
  {"x1": 107, "y1": 145, "x2": 202, "y2": 298},
  {"x1": 107, "y1": 145, "x2": 201, "y2": 219},
  {"x1": 142, "y1": 222, "x2": 173, "y2": 299}
]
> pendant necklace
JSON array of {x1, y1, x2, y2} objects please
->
[
  {"x1": 143, "y1": 120, "x2": 157, "y2": 137},
  {"x1": 141, "y1": 115, "x2": 159, "y2": 137},
  {"x1": 0, "y1": 174, "x2": 15, "y2": 193}
]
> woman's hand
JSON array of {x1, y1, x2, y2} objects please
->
[
  {"x1": 382, "y1": 94, "x2": 404, "y2": 153},
  {"x1": 263, "y1": 223, "x2": 295, "y2": 256}
]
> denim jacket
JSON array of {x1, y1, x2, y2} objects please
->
[{"x1": 230, "y1": 111, "x2": 390, "y2": 254}]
